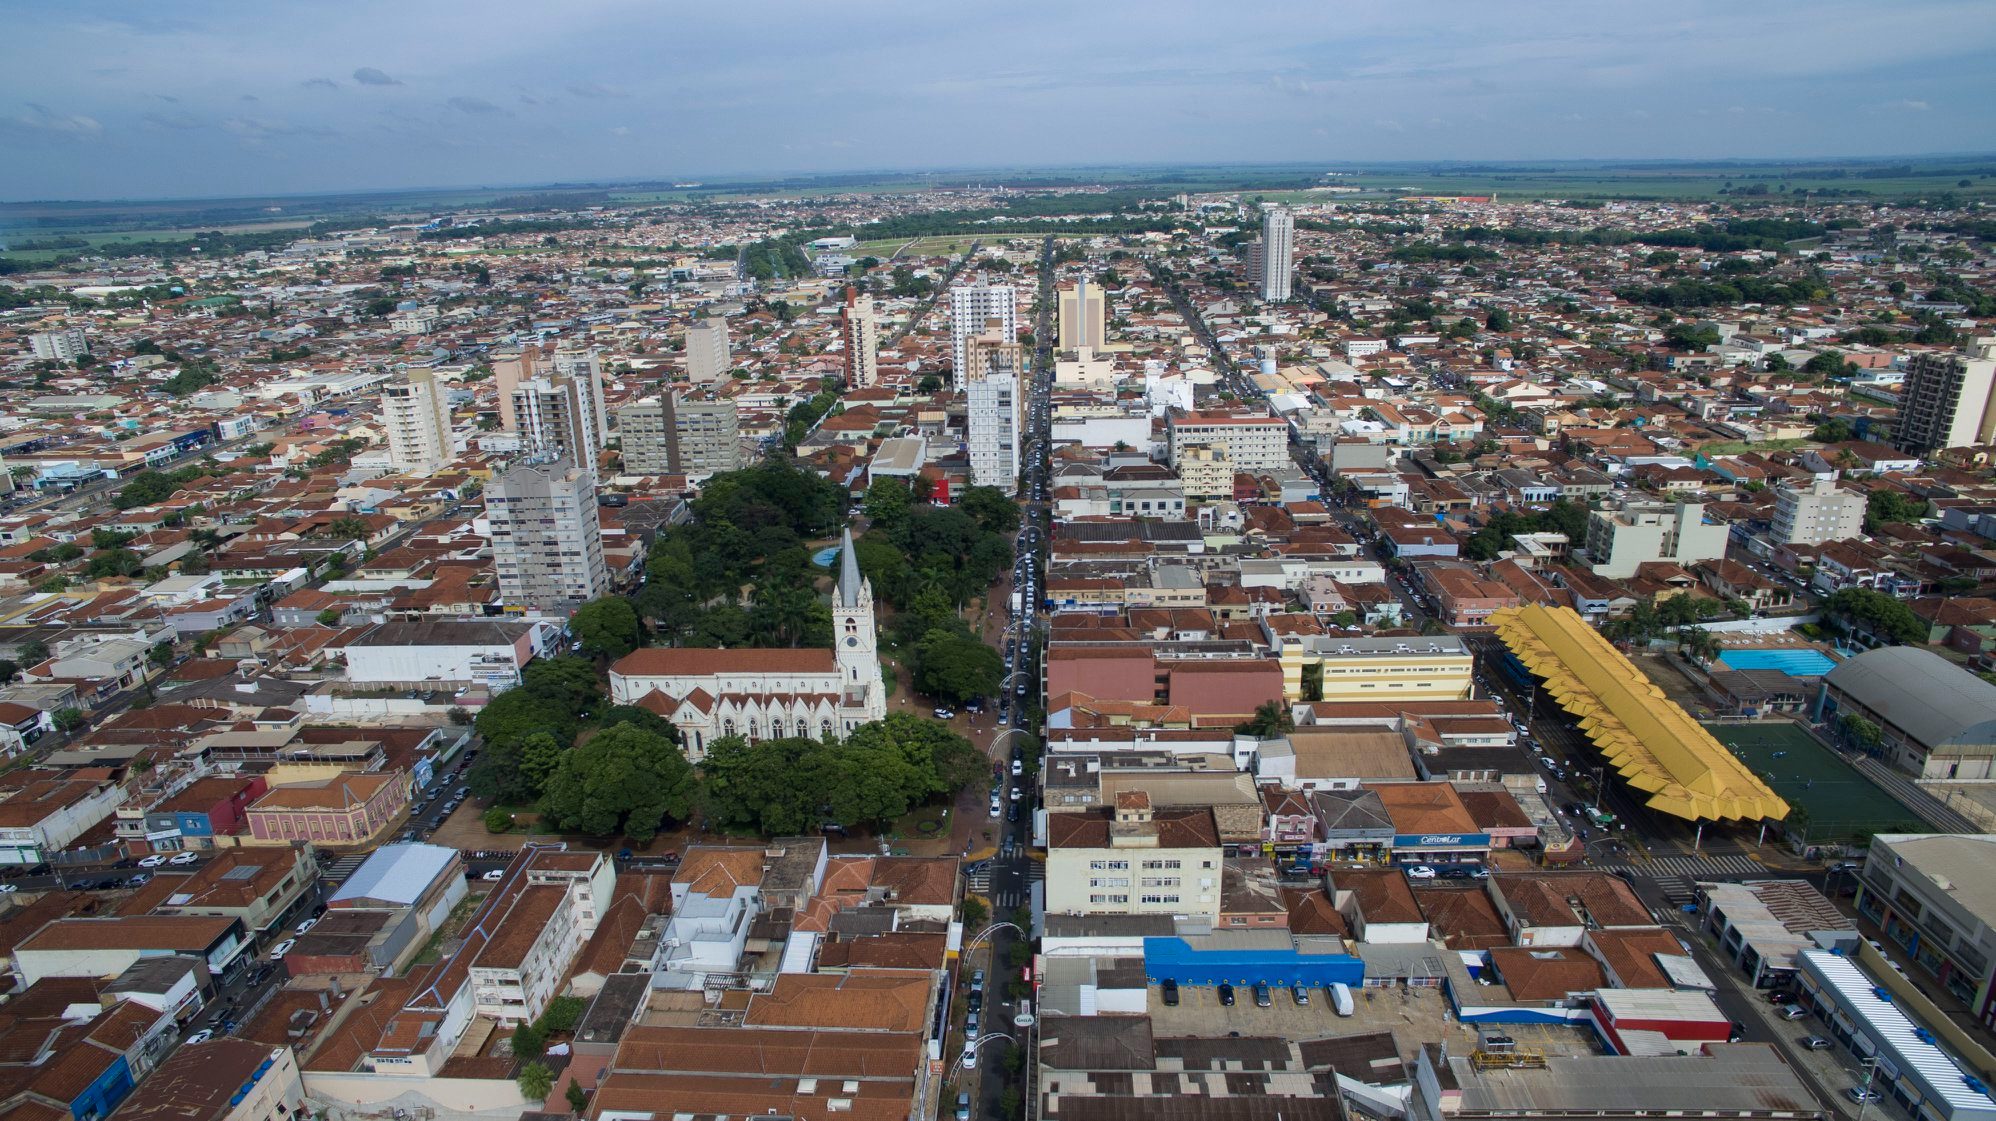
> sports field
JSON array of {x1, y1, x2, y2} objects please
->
[{"x1": 1705, "y1": 722, "x2": 1924, "y2": 841}]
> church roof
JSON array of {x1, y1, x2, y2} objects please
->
[{"x1": 611, "y1": 647, "x2": 837, "y2": 677}]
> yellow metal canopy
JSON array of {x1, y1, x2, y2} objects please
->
[{"x1": 1490, "y1": 604, "x2": 1790, "y2": 824}]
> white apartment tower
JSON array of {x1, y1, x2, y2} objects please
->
[
  {"x1": 843, "y1": 289, "x2": 879, "y2": 388},
  {"x1": 617, "y1": 393, "x2": 741, "y2": 479},
  {"x1": 1259, "y1": 206, "x2": 1294, "y2": 302},
  {"x1": 1771, "y1": 478, "x2": 1867, "y2": 545},
  {"x1": 511, "y1": 374, "x2": 602, "y2": 471},
  {"x1": 1896, "y1": 337, "x2": 1996, "y2": 456},
  {"x1": 380, "y1": 368, "x2": 456, "y2": 476},
  {"x1": 1058, "y1": 278, "x2": 1107, "y2": 351},
  {"x1": 965, "y1": 332, "x2": 1023, "y2": 495},
  {"x1": 550, "y1": 347, "x2": 610, "y2": 446},
  {"x1": 949, "y1": 284, "x2": 1018, "y2": 388},
  {"x1": 29, "y1": 328, "x2": 88, "y2": 362},
  {"x1": 487, "y1": 457, "x2": 608, "y2": 613},
  {"x1": 686, "y1": 318, "x2": 732, "y2": 385}
]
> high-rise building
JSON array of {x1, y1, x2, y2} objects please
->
[
  {"x1": 29, "y1": 328, "x2": 88, "y2": 362},
  {"x1": 843, "y1": 289, "x2": 878, "y2": 388},
  {"x1": 1771, "y1": 478, "x2": 1866, "y2": 545},
  {"x1": 487, "y1": 456, "x2": 608, "y2": 614},
  {"x1": 549, "y1": 347, "x2": 609, "y2": 446},
  {"x1": 1057, "y1": 278, "x2": 1106, "y2": 352},
  {"x1": 1895, "y1": 337, "x2": 1996, "y2": 455},
  {"x1": 965, "y1": 332, "x2": 1023, "y2": 494},
  {"x1": 685, "y1": 319, "x2": 732, "y2": 385},
  {"x1": 949, "y1": 284, "x2": 1017, "y2": 388},
  {"x1": 493, "y1": 351, "x2": 529, "y2": 431},
  {"x1": 1259, "y1": 206, "x2": 1294, "y2": 302},
  {"x1": 617, "y1": 393, "x2": 741, "y2": 479},
  {"x1": 510, "y1": 371, "x2": 602, "y2": 466},
  {"x1": 380, "y1": 368, "x2": 456, "y2": 476}
]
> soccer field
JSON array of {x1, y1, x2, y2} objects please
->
[{"x1": 1705, "y1": 723, "x2": 1924, "y2": 841}]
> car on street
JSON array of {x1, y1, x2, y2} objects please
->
[
  {"x1": 956, "y1": 1093, "x2": 972, "y2": 1121},
  {"x1": 184, "y1": 1029, "x2": 214, "y2": 1045},
  {"x1": 960, "y1": 1043, "x2": 978, "y2": 1070},
  {"x1": 1404, "y1": 865, "x2": 1437, "y2": 880},
  {"x1": 482, "y1": 869, "x2": 505, "y2": 881},
  {"x1": 169, "y1": 852, "x2": 199, "y2": 866},
  {"x1": 932, "y1": 708, "x2": 954, "y2": 720},
  {"x1": 1011, "y1": 758, "x2": 1023, "y2": 776},
  {"x1": 1766, "y1": 990, "x2": 1795, "y2": 1005},
  {"x1": 139, "y1": 855, "x2": 167, "y2": 868},
  {"x1": 0, "y1": 884, "x2": 16, "y2": 895},
  {"x1": 1217, "y1": 983, "x2": 1236, "y2": 1006},
  {"x1": 1779, "y1": 1005, "x2": 1809, "y2": 1020},
  {"x1": 1846, "y1": 1088, "x2": 1882, "y2": 1104},
  {"x1": 269, "y1": 939, "x2": 296, "y2": 959},
  {"x1": 971, "y1": 969, "x2": 984, "y2": 992},
  {"x1": 989, "y1": 796, "x2": 1001, "y2": 818},
  {"x1": 1801, "y1": 1036, "x2": 1833, "y2": 1051},
  {"x1": 295, "y1": 917, "x2": 318, "y2": 935}
]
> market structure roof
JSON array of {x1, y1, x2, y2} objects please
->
[{"x1": 1490, "y1": 604, "x2": 1789, "y2": 823}]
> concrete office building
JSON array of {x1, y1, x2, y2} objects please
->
[
  {"x1": 512, "y1": 374, "x2": 602, "y2": 471},
  {"x1": 1259, "y1": 206, "x2": 1294, "y2": 301},
  {"x1": 1045, "y1": 792, "x2": 1224, "y2": 920},
  {"x1": 618, "y1": 394, "x2": 740, "y2": 479},
  {"x1": 1771, "y1": 477, "x2": 1866, "y2": 545},
  {"x1": 487, "y1": 456, "x2": 608, "y2": 614},
  {"x1": 1584, "y1": 499, "x2": 1728, "y2": 578},
  {"x1": 1855, "y1": 834, "x2": 1996, "y2": 1029},
  {"x1": 1057, "y1": 278, "x2": 1107, "y2": 351},
  {"x1": 1896, "y1": 337, "x2": 1996, "y2": 456},
  {"x1": 1166, "y1": 410, "x2": 1290, "y2": 470},
  {"x1": 965, "y1": 332, "x2": 1022, "y2": 494},
  {"x1": 379, "y1": 368, "x2": 456, "y2": 476},
  {"x1": 29, "y1": 327, "x2": 88, "y2": 362},
  {"x1": 842, "y1": 289, "x2": 878, "y2": 388},
  {"x1": 685, "y1": 318, "x2": 732, "y2": 385},
  {"x1": 949, "y1": 284, "x2": 1017, "y2": 387}
]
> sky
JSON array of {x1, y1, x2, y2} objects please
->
[{"x1": 2, "y1": 0, "x2": 1993, "y2": 201}]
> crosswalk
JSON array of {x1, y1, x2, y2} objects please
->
[
  {"x1": 1602, "y1": 853, "x2": 1772, "y2": 881},
  {"x1": 320, "y1": 854, "x2": 366, "y2": 887},
  {"x1": 970, "y1": 863, "x2": 1044, "y2": 911}
]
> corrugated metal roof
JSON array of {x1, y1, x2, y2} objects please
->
[
  {"x1": 1490, "y1": 604, "x2": 1788, "y2": 822},
  {"x1": 331, "y1": 842, "x2": 457, "y2": 906},
  {"x1": 1824, "y1": 646, "x2": 1996, "y2": 752},
  {"x1": 1801, "y1": 949, "x2": 1996, "y2": 1118}
]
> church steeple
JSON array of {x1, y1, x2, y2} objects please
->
[{"x1": 837, "y1": 526, "x2": 864, "y2": 609}]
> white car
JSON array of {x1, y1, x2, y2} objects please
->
[
  {"x1": 169, "y1": 852, "x2": 199, "y2": 866},
  {"x1": 269, "y1": 939, "x2": 296, "y2": 959},
  {"x1": 482, "y1": 869, "x2": 505, "y2": 881},
  {"x1": 184, "y1": 1028, "x2": 214, "y2": 1045},
  {"x1": 294, "y1": 917, "x2": 318, "y2": 935},
  {"x1": 0, "y1": 883, "x2": 16, "y2": 894},
  {"x1": 988, "y1": 797, "x2": 1002, "y2": 819},
  {"x1": 138, "y1": 855, "x2": 167, "y2": 868},
  {"x1": 1404, "y1": 865, "x2": 1438, "y2": 880},
  {"x1": 960, "y1": 1043, "x2": 978, "y2": 1071}
]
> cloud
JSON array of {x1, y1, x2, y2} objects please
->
[
  {"x1": 142, "y1": 110, "x2": 203, "y2": 130},
  {"x1": 609, "y1": 125, "x2": 631, "y2": 136},
  {"x1": 5, "y1": 103, "x2": 103, "y2": 139},
  {"x1": 1883, "y1": 98, "x2": 1931, "y2": 111},
  {"x1": 1269, "y1": 73, "x2": 1331, "y2": 97},
  {"x1": 567, "y1": 82, "x2": 628, "y2": 99},
  {"x1": 153, "y1": 93, "x2": 179, "y2": 104},
  {"x1": 448, "y1": 96, "x2": 509, "y2": 116},
  {"x1": 352, "y1": 67, "x2": 401, "y2": 86},
  {"x1": 221, "y1": 117, "x2": 338, "y2": 142},
  {"x1": 303, "y1": 77, "x2": 339, "y2": 90}
]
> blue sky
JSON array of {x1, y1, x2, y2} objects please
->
[{"x1": 2, "y1": 0, "x2": 1992, "y2": 200}]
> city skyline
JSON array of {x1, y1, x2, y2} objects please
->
[{"x1": 3, "y1": 0, "x2": 1994, "y2": 200}]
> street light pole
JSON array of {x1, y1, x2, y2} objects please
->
[
  {"x1": 1853, "y1": 1056, "x2": 1878, "y2": 1121},
  {"x1": 1591, "y1": 766, "x2": 1607, "y2": 812}
]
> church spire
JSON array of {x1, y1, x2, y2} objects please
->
[{"x1": 837, "y1": 526, "x2": 863, "y2": 608}]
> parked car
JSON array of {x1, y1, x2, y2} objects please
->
[
  {"x1": 294, "y1": 917, "x2": 318, "y2": 935},
  {"x1": 1766, "y1": 990, "x2": 1796, "y2": 1005},
  {"x1": 169, "y1": 852, "x2": 199, "y2": 866},
  {"x1": 184, "y1": 1029, "x2": 214, "y2": 1045},
  {"x1": 1801, "y1": 1036, "x2": 1834, "y2": 1051},
  {"x1": 1780, "y1": 1005, "x2": 1809, "y2": 1020},
  {"x1": 1404, "y1": 865, "x2": 1437, "y2": 880},
  {"x1": 481, "y1": 869, "x2": 504, "y2": 881},
  {"x1": 1292, "y1": 985, "x2": 1311, "y2": 1006},
  {"x1": 1252, "y1": 983, "x2": 1272, "y2": 1008},
  {"x1": 1217, "y1": 983, "x2": 1236, "y2": 1006},
  {"x1": 1846, "y1": 1088, "x2": 1882, "y2": 1104},
  {"x1": 138, "y1": 855, "x2": 167, "y2": 868},
  {"x1": 269, "y1": 939, "x2": 296, "y2": 959},
  {"x1": 1161, "y1": 979, "x2": 1179, "y2": 1007},
  {"x1": 1011, "y1": 758, "x2": 1023, "y2": 776},
  {"x1": 960, "y1": 1044, "x2": 978, "y2": 1071},
  {"x1": 971, "y1": 970, "x2": 985, "y2": 992},
  {"x1": 956, "y1": 1093, "x2": 972, "y2": 1121}
]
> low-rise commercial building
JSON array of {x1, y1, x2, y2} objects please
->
[
  {"x1": 1856, "y1": 834, "x2": 1996, "y2": 1026},
  {"x1": 1046, "y1": 792, "x2": 1223, "y2": 920}
]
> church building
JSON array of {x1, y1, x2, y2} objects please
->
[{"x1": 608, "y1": 528, "x2": 887, "y2": 759}]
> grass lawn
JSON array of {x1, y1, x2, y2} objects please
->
[
  {"x1": 1695, "y1": 437, "x2": 1812, "y2": 456},
  {"x1": 1705, "y1": 722, "x2": 1924, "y2": 841}
]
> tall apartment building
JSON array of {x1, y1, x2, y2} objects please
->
[
  {"x1": 949, "y1": 284, "x2": 1018, "y2": 387},
  {"x1": 511, "y1": 374, "x2": 602, "y2": 470},
  {"x1": 965, "y1": 332, "x2": 1023, "y2": 494},
  {"x1": 1896, "y1": 337, "x2": 1996, "y2": 455},
  {"x1": 843, "y1": 289, "x2": 878, "y2": 388},
  {"x1": 549, "y1": 346, "x2": 609, "y2": 446},
  {"x1": 617, "y1": 393, "x2": 740, "y2": 478},
  {"x1": 380, "y1": 368, "x2": 456, "y2": 475},
  {"x1": 28, "y1": 328, "x2": 88, "y2": 362},
  {"x1": 1771, "y1": 477, "x2": 1866, "y2": 545},
  {"x1": 487, "y1": 457, "x2": 608, "y2": 613},
  {"x1": 1584, "y1": 499, "x2": 1729, "y2": 578},
  {"x1": 1259, "y1": 206, "x2": 1294, "y2": 302},
  {"x1": 685, "y1": 318, "x2": 732, "y2": 385},
  {"x1": 1166, "y1": 410, "x2": 1289, "y2": 470},
  {"x1": 1057, "y1": 278, "x2": 1107, "y2": 351}
]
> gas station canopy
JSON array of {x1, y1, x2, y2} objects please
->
[{"x1": 1490, "y1": 604, "x2": 1790, "y2": 824}]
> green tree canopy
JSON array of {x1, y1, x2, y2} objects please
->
[
  {"x1": 911, "y1": 629, "x2": 1003, "y2": 707},
  {"x1": 541, "y1": 722, "x2": 695, "y2": 843},
  {"x1": 570, "y1": 597, "x2": 642, "y2": 659},
  {"x1": 1864, "y1": 488, "x2": 1927, "y2": 532},
  {"x1": 1825, "y1": 587, "x2": 1928, "y2": 646}
]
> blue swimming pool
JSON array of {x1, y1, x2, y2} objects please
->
[
  {"x1": 811, "y1": 546, "x2": 841, "y2": 568},
  {"x1": 1715, "y1": 648, "x2": 1838, "y2": 677}
]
